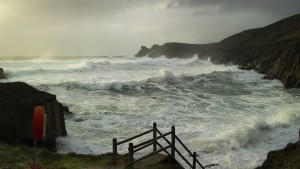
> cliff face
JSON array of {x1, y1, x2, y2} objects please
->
[
  {"x1": 0, "y1": 82, "x2": 68, "y2": 150},
  {"x1": 257, "y1": 141, "x2": 300, "y2": 169},
  {"x1": 135, "y1": 14, "x2": 300, "y2": 88},
  {"x1": 0, "y1": 68, "x2": 5, "y2": 79},
  {"x1": 135, "y1": 43, "x2": 216, "y2": 58}
]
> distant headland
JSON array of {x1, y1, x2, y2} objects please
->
[{"x1": 136, "y1": 14, "x2": 300, "y2": 89}]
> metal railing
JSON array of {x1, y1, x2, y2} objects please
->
[{"x1": 112, "y1": 122, "x2": 208, "y2": 169}]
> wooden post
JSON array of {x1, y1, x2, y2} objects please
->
[
  {"x1": 171, "y1": 126, "x2": 175, "y2": 160},
  {"x1": 193, "y1": 152, "x2": 197, "y2": 169},
  {"x1": 33, "y1": 139, "x2": 36, "y2": 168},
  {"x1": 113, "y1": 138, "x2": 117, "y2": 161},
  {"x1": 153, "y1": 122, "x2": 157, "y2": 152},
  {"x1": 128, "y1": 143, "x2": 134, "y2": 167}
]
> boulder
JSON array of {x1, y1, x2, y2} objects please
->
[
  {"x1": 0, "y1": 82, "x2": 70, "y2": 151},
  {"x1": 257, "y1": 141, "x2": 300, "y2": 169},
  {"x1": 0, "y1": 68, "x2": 5, "y2": 79}
]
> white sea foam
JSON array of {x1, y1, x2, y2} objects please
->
[{"x1": 1, "y1": 56, "x2": 299, "y2": 169}]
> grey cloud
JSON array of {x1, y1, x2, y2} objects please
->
[
  {"x1": 0, "y1": 0, "x2": 299, "y2": 56},
  {"x1": 166, "y1": 0, "x2": 300, "y2": 16}
]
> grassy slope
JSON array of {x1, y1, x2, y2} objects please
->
[
  {"x1": 0, "y1": 142, "x2": 113, "y2": 169},
  {"x1": 0, "y1": 142, "x2": 183, "y2": 169}
]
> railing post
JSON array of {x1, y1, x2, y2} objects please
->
[
  {"x1": 193, "y1": 152, "x2": 197, "y2": 169},
  {"x1": 171, "y1": 126, "x2": 175, "y2": 160},
  {"x1": 153, "y1": 122, "x2": 157, "y2": 152},
  {"x1": 113, "y1": 138, "x2": 117, "y2": 161},
  {"x1": 128, "y1": 143, "x2": 134, "y2": 167}
]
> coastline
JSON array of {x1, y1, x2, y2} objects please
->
[
  {"x1": 0, "y1": 81, "x2": 298, "y2": 168},
  {"x1": 133, "y1": 13, "x2": 300, "y2": 168},
  {"x1": 135, "y1": 14, "x2": 300, "y2": 89},
  {"x1": 0, "y1": 14, "x2": 299, "y2": 168},
  {"x1": 257, "y1": 140, "x2": 300, "y2": 169}
]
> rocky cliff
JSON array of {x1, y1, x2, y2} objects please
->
[
  {"x1": 0, "y1": 82, "x2": 69, "y2": 150},
  {"x1": 257, "y1": 141, "x2": 300, "y2": 169},
  {"x1": 135, "y1": 43, "x2": 216, "y2": 58},
  {"x1": 0, "y1": 68, "x2": 5, "y2": 79},
  {"x1": 135, "y1": 14, "x2": 300, "y2": 88}
]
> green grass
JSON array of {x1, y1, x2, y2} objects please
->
[
  {"x1": 0, "y1": 142, "x2": 183, "y2": 169},
  {"x1": 0, "y1": 142, "x2": 113, "y2": 169}
]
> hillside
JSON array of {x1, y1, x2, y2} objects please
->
[{"x1": 135, "y1": 14, "x2": 300, "y2": 88}]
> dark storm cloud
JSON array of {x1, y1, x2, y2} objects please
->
[{"x1": 166, "y1": 0, "x2": 300, "y2": 16}]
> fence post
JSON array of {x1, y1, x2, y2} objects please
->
[
  {"x1": 153, "y1": 122, "x2": 157, "y2": 152},
  {"x1": 171, "y1": 126, "x2": 175, "y2": 160},
  {"x1": 128, "y1": 143, "x2": 134, "y2": 167},
  {"x1": 113, "y1": 138, "x2": 117, "y2": 161},
  {"x1": 193, "y1": 152, "x2": 196, "y2": 169}
]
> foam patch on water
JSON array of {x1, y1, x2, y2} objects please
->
[{"x1": 2, "y1": 56, "x2": 300, "y2": 169}]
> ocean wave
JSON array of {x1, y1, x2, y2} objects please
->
[
  {"x1": 200, "y1": 104, "x2": 300, "y2": 153},
  {"x1": 34, "y1": 69, "x2": 198, "y2": 91},
  {"x1": 268, "y1": 104, "x2": 300, "y2": 126},
  {"x1": 209, "y1": 118, "x2": 271, "y2": 151}
]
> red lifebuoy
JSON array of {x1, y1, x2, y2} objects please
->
[{"x1": 33, "y1": 106, "x2": 47, "y2": 141}]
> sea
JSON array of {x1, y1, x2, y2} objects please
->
[{"x1": 0, "y1": 55, "x2": 299, "y2": 169}]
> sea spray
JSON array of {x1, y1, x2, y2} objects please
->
[{"x1": 1, "y1": 55, "x2": 299, "y2": 169}]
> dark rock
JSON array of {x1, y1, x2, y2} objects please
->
[
  {"x1": 60, "y1": 103, "x2": 74, "y2": 116},
  {"x1": 0, "y1": 82, "x2": 69, "y2": 151},
  {"x1": 135, "y1": 13, "x2": 300, "y2": 88},
  {"x1": 257, "y1": 141, "x2": 300, "y2": 169},
  {"x1": 136, "y1": 42, "x2": 216, "y2": 59},
  {"x1": 135, "y1": 46, "x2": 150, "y2": 57},
  {"x1": 150, "y1": 44, "x2": 160, "y2": 50},
  {"x1": 0, "y1": 68, "x2": 5, "y2": 79}
]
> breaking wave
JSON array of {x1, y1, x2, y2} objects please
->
[{"x1": 2, "y1": 55, "x2": 300, "y2": 169}]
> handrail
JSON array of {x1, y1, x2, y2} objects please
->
[
  {"x1": 175, "y1": 135, "x2": 205, "y2": 169},
  {"x1": 157, "y1": 141, "x2": 171, "y2": 157},
  {"x1": 175, "y1": 147, "x2": 193, "y2": 168},
  {"x1": 156, "y1": 129, "x2": 172, "y2": 145},
  {"x1": 133, "y1": 141, "x2": 154, "y2": 153},
  {"x1": 112, "y1": 122, "x2": 207, "y2": 169},
  {"x1": 117, "y1": 128, "x2": 153, "y2": 145},
  {"x1": 175, "y1": 135, "x2": 193, "y2": 156},
  {"x1": 133, "y1": 131, "x2": 171, "y2": 149}
]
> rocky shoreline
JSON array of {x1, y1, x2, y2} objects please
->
[
  {"x1": 135, "y1": 14, "x2": 300, "y2": 89},
  {"x1": 0, "y1": 14, "x2": 299, "y2": 168},
  {"x1": 257, "y1": 140, "x2": 300, "y2": 169},
  {"x1": 135, "y1": 13, "x2": 300, "y2": 168},
  {"x1": 0, "y1": 68, "x2": 5, "y2": 79}
]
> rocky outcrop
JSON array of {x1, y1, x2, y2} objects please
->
[
  {"x1": 0, "y1": 82, "x2": 70, "y2": 150},
  {"x1": 135, "y1": 13, "x2": 300, "y2": 88},
  {"x1": 135, "y1": 43, "x2": 216, "y2": 58},
  {"x1": 257, "y1": 141, "x2": 300, "y2": 169},
  {"x1": 135, "y1": 46, "x2": 151, "y2": 57},
  {"x1": 0, "y1": 68, "x2": 5, "y2": 79}
]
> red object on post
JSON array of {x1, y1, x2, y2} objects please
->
[{"x1": 33, "y1": 106, "x2": 47, "y2": 141}]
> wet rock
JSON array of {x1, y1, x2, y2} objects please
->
[
  {"x1": 257, "y1": 141, "x2": 300, "y2": 169},
  {"x1": 0, "y1": 68, "x2": 5, "y2": 79}
]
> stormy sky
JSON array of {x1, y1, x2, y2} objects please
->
[{"x1": 0, "y1": 0, "x2": 299, "y2": 57}]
